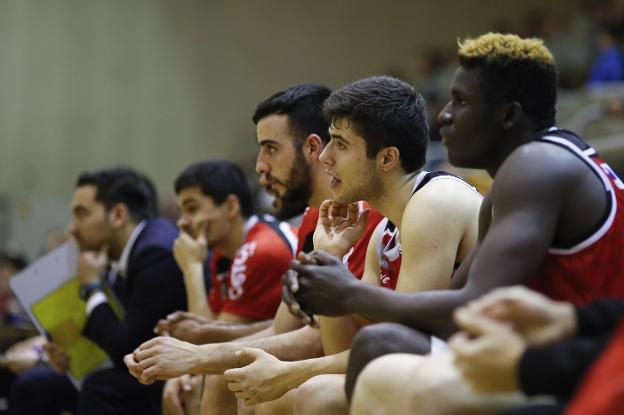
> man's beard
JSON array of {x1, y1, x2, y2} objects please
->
[{"x1": 276, "y1": 153, "x2": 312, "y2": 220}]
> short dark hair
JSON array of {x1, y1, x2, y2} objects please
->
[
  {"x1": 174, "y1": 160, "x2": 254, "y2": 218},
  {"x1": 323, "y1": 76, "x2": 429, "y2": 173},
  {"x1": 76, "y1": 167, "x2": 158, "y2": 222},
  {"x1": 253, "y1": 84, "x2": 332, "y2": 146},
  {"x1": 458, "y1": 33, "x2": 558, "y2": 128},
  {"x1": 0, "y1": 252, "x2": 28, "y2": 271}
]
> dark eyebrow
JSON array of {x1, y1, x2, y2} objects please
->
[
  {"x1": 258, "y1": 139, "x2": 280, "y2": 147},
  {"x1": 330, "y1": 133, "x2": 349, "y2": 144},
  {"x1": 180, "y1": 198, "x2": 198, "y2": 207},
  {"x1": 451, "y1": 86, "x2": 468, "y2": 97}
]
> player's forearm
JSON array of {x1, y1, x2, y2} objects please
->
[
  {"x1": 183, "y1": 263, "x2": 211, "y2": 319},
  {"x1": 237, "y1": 324, "x2": 277, "y2": 341},
  {"x1": 296, "y1": 349, "x2": 349, "y2": 378},
  {"x1": 194, "y1": 342, "x2": 242, "y2": 374},
  {"x1": 193, "y1": 325, "x2": 324, "y2": 374},
  {"x1": 236, "y1": 325, "x2": 323, "y2": 362},
  {"x1": 196, "y1": 320, "x2": 272, "y2": 344},
  {"x1": 282, "y1": 350, "x2": 350, "y2": 390},
  {"x1": 319, "y1": 316, "x2": 358, "y2": 355},
  {"x1": 348, "y1": 283, "x2": 474, "y2": 338}
]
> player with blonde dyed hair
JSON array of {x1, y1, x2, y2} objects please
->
[{"x1": 287, "y1": 32, "x2": 624, "y2": 414}]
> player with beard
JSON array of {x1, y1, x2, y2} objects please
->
[
  {"x1": 260, "y1": 130, "x2": 311, "y2": 221},
  {"x1": 126, "y1": 84, "x2": 383, "y2": 415},
  {"x1": 222, "y1": 76, "x2": 481, "y2": 415}
]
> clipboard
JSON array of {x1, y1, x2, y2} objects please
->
[{"x1": 9, "y1": 240, "x2": 114, "y2": 389}]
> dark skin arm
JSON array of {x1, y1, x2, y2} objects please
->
[{"x1": 288, "y1": 143, "x2": 597, "y2": 339}]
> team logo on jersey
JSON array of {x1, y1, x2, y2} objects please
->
[
  {"x1": 228, "y1": 241, "x2": 257, "y2": 300},
  {"x1": 379, "y1": 222, "x2": 401, "y2": 287}
]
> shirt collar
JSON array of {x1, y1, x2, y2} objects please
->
[
  {"x1": 243, "y1": 215, "x2": 258, "y2": 240},
  {"x1": 110, "y1": 220, "x2": 147, "y2": 278}
]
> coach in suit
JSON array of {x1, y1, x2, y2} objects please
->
[{"x1": 9, "y1": 167, "x2": 187, "y2": 415}]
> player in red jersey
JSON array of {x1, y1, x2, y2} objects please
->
[
  {"x1": 172, "y1": 160, "x2": 297, "y2": 324},
  {"x1": 283, "y1": 34, "x2": 624, "y2": 415},
  {"x1": 206, "y1": 214, "x2": 297, "y2": 321},
  {"x1": 125, "y1": 84, "x2": 383, "y2": 415}
]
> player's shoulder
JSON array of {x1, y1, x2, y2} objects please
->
[
  {"x1": 407, "y1": 172, "x2": 481, "y2": 216},
  {"x1": 493, "y1": 140, "x2": 585, "y2": 197},
  {"x1": 246, "y1": 216, "x2": 296, "y2": 256}
]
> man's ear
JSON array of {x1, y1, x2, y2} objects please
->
[
  {"x1": 377, "y1": 146, "x2": 400, "y2": 172},
  {"x1": 502, "y1": 101, "x2": 523, "y2": 130},
  {"x1": 301, "y1": 134, "x2": 324, "y2": 162},
  {"x1": 225, "y1": 194, "x2": 242, "y2": 220},
  {"x1": 108, "y1": 203, "x2": 130, "y2": 229}
]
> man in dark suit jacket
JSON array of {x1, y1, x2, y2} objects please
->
[{"x1": 9, "y1": 167, "x2": 187, "y2": 415}]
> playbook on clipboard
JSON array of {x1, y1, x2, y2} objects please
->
[{"x1": 9, "y1": 240, "x2": 114, "y2": 389}]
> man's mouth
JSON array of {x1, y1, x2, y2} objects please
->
[
  {"x1": 265, "y1": 184, "x2": 280, "y2": 197},
  {"x1": 326, "y1": 170, "x2": 342, "y2": 188},
  {"x1": 262, "y1": 182, "x2": 285, "y2": 208}
]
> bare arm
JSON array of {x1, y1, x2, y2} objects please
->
[
  {"x1": 181, "y1": 263, "x2": 212, "y2": 319},
  {"x1": 394, "y1": 178, "x2": 480, "y2": 293},
  {"x1": 229, "y1": 301, "x2": 305, "y2": 343},
  {"x1": 172, "y1": 230, "x2": 213, "y2": 319},
  {"x1": 319, "y1": 223, "x2": 383, "y2": 354},
  {"x1": 161, "y1": 297, "x2": 303, "y2": 344},
  {"x1": 127, "y1": 324, "x2": 323, "y2": 383},
  {"x1": 223, "y1": 349, "x2": 350, "y2": 405},
  {"x1": 191, "y1": 319, "x2": 273, "y2": 344}
]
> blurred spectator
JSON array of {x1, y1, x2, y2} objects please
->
[
  {"x1": 0, "y1": 253, "x2": 29, "y2": 414},
  {"x1": 587, "y1": 21, "x2": 624, "y2": 84},
  {"x1": 0, "y1": 253, "x2": 30, "y2": 333}
]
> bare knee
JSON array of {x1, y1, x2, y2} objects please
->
[
  {"x1": 253, "y1": 389, "x2": 296, "y2": 415},
  {"x1": 346, "y1": 323, "x2": 431, "y2": 401},
  {"x1": 352, "y1": 354, "x2": 426, "y2": 415},
  {"x1": 200, "y1": 375, "x2": 237, "y2": 415},
  {"x1": 253, "y1": 401, "x2": 274, "y2": 415},
  {"x1": 294, "y1": 375, "x2": 347, "y2": 415}
]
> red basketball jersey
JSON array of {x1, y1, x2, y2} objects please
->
[
  {"x1": 529, "y1": 128, "x2": 624, "y2": 305},
  {"x1": 209, "y1": 215, "x2": 297, "y2": 320}
]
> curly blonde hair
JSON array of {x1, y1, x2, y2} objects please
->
[
  {"x1": 457, "y1": 32, "x2": 557, "y2": 126},
  {"x1": 458, "y1": 33, "x2": 554, "y2": 65}
]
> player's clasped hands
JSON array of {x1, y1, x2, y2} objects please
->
[{"x1": 283, "y1": 250, "x2": 358, "y2": 325}]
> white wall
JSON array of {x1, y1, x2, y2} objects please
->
[{"x1": 0, "y1": 0, "x2": 578, "y2": 257}]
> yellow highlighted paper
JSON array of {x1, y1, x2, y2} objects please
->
[{"x1": 31, "y1": 278, "x2": 109, "y2": 379}]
